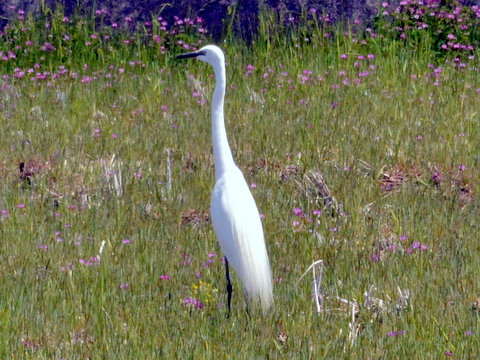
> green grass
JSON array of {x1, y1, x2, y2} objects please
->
[{"x1": 1, "y1": 8, "x2": 480, "y2": 359}]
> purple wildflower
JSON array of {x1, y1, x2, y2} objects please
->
[
  {"x1": 183, "y1": 297, "x2": 204, "y2": 310},
  {"x1": 293, "y1": 207, "x2": 303, "y2": 216}
]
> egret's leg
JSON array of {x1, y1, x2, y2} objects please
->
[{"x1": 224, "y1": 257, "x2": 233, "y2": 315}]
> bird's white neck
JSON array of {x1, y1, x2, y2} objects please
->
[{"x1": 211, "y1": 61, "x2": 235, "y2": 181}]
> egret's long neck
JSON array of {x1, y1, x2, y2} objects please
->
[{"x1": 211, "y1": 62, "x2": 235, "y2": 181}]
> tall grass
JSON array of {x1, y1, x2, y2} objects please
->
[{"x1": 1, "y1": 3, "x2": 480, "y2": 359}]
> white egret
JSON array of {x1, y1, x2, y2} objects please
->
[{"x1": 177, "y1": 45, "x2": 273, "y2": 312}]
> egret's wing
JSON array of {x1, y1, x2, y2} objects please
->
[{"x1": 211, "y1": 167, "x2": 273, "y2": 310}]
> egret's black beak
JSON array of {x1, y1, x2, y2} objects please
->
[{"x1": 176, "y1": 50, "x2": 206, "y2": 59}]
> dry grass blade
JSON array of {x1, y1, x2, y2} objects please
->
[
  {"x1": 186, "y1": 71, "x2": 206, "y2": 100},
  {"x1": 102, "y1": 154, "x2": 123, "y2": 197},
  {"x1": 379, "y1": 164, "x2": 422, "y2": 192},
  {"x1": 165, "y1": 148, "x2": 172, "y2": 194},
  {"x1": 358, "y1": 159, "x2": 373, "y2": 174},
  {"x1": 348, "y1": 299, "x2": 360, "y2": 347},
  {"x1": 247, "y1": 86, "x2": 265, "y2": 104},
  {"x1": 296, "y1": 260, "x2": 325, "y2": 313},
  {"x1": 296, "y1": 170, "x2": 342, "y2": 216}
]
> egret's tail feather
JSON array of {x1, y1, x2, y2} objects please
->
[{"x1": 240, "y1": 243, "x2": 274, "y2": 311}]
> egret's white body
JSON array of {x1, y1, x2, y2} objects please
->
[{"x1": 178, "y1": 45, "x2": 273, "y2": 311}]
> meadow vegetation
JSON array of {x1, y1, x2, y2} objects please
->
[{"x1": 1, "y1": 1, "x2": 480, "y2": 358}]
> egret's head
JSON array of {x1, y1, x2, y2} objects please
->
[{"x1": 176, "y1": 45, "x2": 225, "y2": 68}]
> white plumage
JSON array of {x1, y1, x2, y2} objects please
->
[
  {"x1": 211, "y1": 167, "x2": 273, "y2": 310},
  {"x1": 177, "y1": 45, "x2": 273, "y2": 311}
]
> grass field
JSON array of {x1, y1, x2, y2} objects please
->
[{"x1": 1, "y1": 4, "x2": 480, "y2": 359}]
